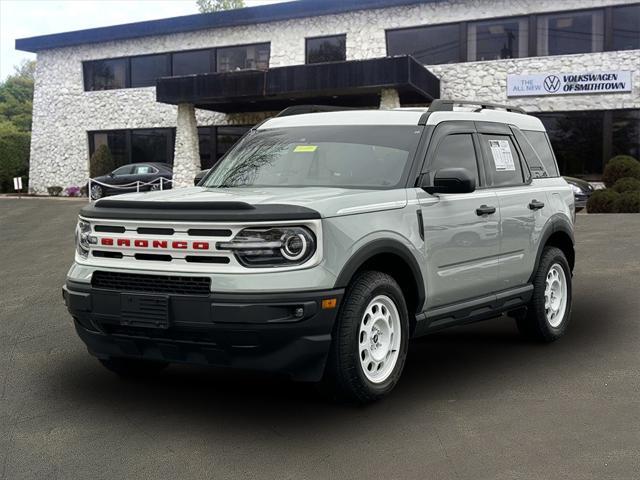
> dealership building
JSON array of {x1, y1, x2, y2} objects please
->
[{"x1": 16, "y1": 0, "x2": 640, "y2": 193}]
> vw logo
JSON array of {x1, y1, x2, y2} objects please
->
[{"x1": 543, "y1": 75, "x2": 561, "y2": 93}]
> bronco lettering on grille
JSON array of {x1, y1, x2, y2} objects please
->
[{"x1": 99, "y1": 238, "x2": 212, "y2": 250}]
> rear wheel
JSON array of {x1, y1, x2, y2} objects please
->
[
  {"x1": 99, "y1": 357, "x2": 169, "y2": 378},
  {"x1": 517, "y1": 246, "x2": 572, "y2": 342},
  {"x1": 322, "y1": 271, "x2": 409, "y2": 403}
]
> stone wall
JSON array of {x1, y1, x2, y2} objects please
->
[{"x1": 28, "y1": 0, "x2": 640, "y2": 192}]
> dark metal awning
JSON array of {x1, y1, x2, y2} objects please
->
[{"x1": 156, "y1": 56, "x2": 440, "y2": 113}]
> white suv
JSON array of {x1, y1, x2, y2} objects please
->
[{"x1": 64, "y1": 100, "x2": 575, "y2": 402}]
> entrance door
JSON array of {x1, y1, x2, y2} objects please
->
[{"x1": 417, "y1": 121, "x2": 501, "y2": 309}]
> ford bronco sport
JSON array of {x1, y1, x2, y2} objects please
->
[{"x1": 64, "y1": 100, "x2": 575, "y2": 403}]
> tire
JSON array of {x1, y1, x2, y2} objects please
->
[
  {"x1": 99, "y1": 357, "x2": 169, "y2": 378},
  {"x1": 322, "y1": 271, "x2": 410, "y2": 403},
  {"x1": 90, "y1": 184, "x2": 103, "y2": 200},
  {"x1": 517, "y1": 246, "x2": 572, "y2": 342}
]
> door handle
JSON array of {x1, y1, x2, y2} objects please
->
[
  {"x1": 529, "y1": 200, "x2": 545, "y2": 210},
  {"x1": 476, "y1": 205, "x2": 496, "y2": 216}
]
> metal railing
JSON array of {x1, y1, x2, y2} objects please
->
[{"x1": 88, "y1": 177, "x2": 174, "y2": 202}]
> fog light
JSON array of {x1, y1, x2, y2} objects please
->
[{"x1": 294, "y1": 307, "x2": 304, "y2": 318}]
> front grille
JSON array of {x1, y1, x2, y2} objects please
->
[{"x1": 92, "y1": 271, "x2": 211, "y2": 296}]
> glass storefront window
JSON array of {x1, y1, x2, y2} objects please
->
[
  {"x1": 89, "y1": 129, "x2": 175, "y2": 176},
  {"x1": 83, "y1": 59, "x2": 127, "y2": 91},
  {"x1": 467, "y1": 17, "x2": 528, "y2": 61},
  {"x1": 130, "y1": 54, "x2": 170, "y2": 88},
  {"x1": 535, "y1": 112, "x2": 604, "y2": 178},
  {"x1": 386, "y1": 23, "x2": 461, "y2": 65},
  {"x1": 131, "y1": 129, "x2": 174, "y2": 164},
  {"x1": 89, "y1": 131, "x2": 128, "y2": 175},
  {"x1": 537, "y1": 10, "x2": 604, "y2": 56},
  {"x1": 306, "y1": 35, "x2": 346, "y2": 64},
  {"x1": 612, "y1": 4, "x2": 640, "y2": 51},
  {"x1": 216, "y1": 43, "x2": 270, "y2": 72},
  {"x1": 172, "y1": 49, "x2": 213, "y2": 76},
  {"x1": 533, "y1": 110, "x2": 640, "y2": 180},
  {"x1": 612, "y1": 110, "x2": 640, "y2": 161}
]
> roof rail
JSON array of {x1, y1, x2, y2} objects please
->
[
  {"x1": 275, "y1": 105, "x2": 355, "y2": 118},
  {"x1": 428, "y1": 99, "x2": 527, "y2": 114}
]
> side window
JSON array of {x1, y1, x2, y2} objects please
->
[
  {"x1": 426, "y1": 133, "x2": 480, "y2": 184},
  {"x1": 112, "y1": 165, "x2": 133, "y2": 176},
  {"x1": 512, "y1": 129, "x2": 548, "y2": 179},
  {"x1": 522, "y1": 130, "x2": 560, "y2": 177},
  {"x1": 479, "y1": 134, "x2": 525, "y2": 187},
  {"x1": 134, "y1": 165, "x2": 155, "y2": 174}
]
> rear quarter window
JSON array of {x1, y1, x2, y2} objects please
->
[{"x1": 523, "y1": 130, "x2": 560, "y2": 177}]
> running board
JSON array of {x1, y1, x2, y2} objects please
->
[{"x1": 413, "y1": 284, "x2": 533, "y2": 337}]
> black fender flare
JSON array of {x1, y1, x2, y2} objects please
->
[
  {"x1": 529, "y1": 214, "x2": 575, "y2": 283},
  {"x1": 334, "y1": 238, "x2": 426, "y2": 313}
]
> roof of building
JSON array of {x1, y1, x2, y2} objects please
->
[{"x1": 15, "y1": 0, "x2": 429, "y2": 53}]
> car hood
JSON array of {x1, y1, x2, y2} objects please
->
[{"x1": 103, "y1": 186, "x2": 408, "y2": 218}]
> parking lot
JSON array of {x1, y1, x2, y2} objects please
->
[{"x1": 1, "y1": 197, "x2": 639, "y2": 479}]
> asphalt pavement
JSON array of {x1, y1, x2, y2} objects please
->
[{"x1": 1, "y1": 197, "x2": 639, "y2": 479}]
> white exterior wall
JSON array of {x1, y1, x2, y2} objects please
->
[{"x1": 28, "y1": 0, "x2": 640, "y2": 192}]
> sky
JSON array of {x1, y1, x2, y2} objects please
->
[{"x1": 0, "y1": 0, "x2": 287, "y2": 80}]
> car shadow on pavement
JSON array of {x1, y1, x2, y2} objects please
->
[{"x1": 52, "y1": 285, "x2": 622, "y2": 437}]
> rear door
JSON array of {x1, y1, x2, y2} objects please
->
[
  {"x1": 475, "y1": 122, "x2": 542, "y2": 291},
  {"x1": 416, "y1": 121, "x2": 501, "y2": 308}
]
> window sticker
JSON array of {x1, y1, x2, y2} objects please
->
[
  {"x1": 489, "y1": 140, "x2": 515, "y2": 171},
  {"x1": 294, "y1": 145, "x2": 318, "y2": 153}
]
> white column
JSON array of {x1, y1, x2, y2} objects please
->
[
  {"x1": 379, "y1": 88, "x2": 401, "y2": 109},
  {"x1": 172, "y1": 103, "x2": 200, "y2": 188}
]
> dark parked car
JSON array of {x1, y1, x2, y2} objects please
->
[
  {"x1": 563, "y1": 176, "x2": 594, "y2": 212},
  {"x1": 90, "y1": 163, "x2": 173, "y2": 199},
  {"x1": 194, "y1": 169, "x2": 210, "y2": 186}
]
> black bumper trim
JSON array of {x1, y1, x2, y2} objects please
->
[{"x1": 64, "y1": 281, "x2": 343, "y2": 381}]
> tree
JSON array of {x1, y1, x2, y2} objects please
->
[
  {"x1": 0, "y1": 60, "x2": 35, "y2": 192},
  {"x1": 0, "y1": 60, "x2": 36, "y2": 132},
  {"x1": 90, "y1": 144, "x2": 116, "y2": 178},
  {"x1": 196, "y1": 0, "x2": 245, "y2": 13}
]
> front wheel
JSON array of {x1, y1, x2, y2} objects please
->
[
  {"x1": 322, "y1": 271, "x2": 409, "y2": 403},
  {"x1": 90, "y1": 184, "x2": 103, "y2": 200},
  {"x1": 517, "y1": 246, "x2": 572, "y2": 342}
]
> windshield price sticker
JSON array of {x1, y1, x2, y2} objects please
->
[
  {"x1": 294, "y1": 145, "x2": 318, "y2": 153},
  {"x1": 489, "y1": 140, "x2": 515, "y2": 171}
]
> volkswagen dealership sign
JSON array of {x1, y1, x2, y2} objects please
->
[{"x1": 507, "y1": 71, "x2": 632, "y2": 97}]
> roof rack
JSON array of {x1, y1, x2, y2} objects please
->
[
  {"x1": 275, "y1": 105, "x2": 355, "y2": 118},
  {"x1": 427, "y1": 99, "x2": 527, "y2": 114}
]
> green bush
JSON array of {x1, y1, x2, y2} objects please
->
[
  {"x1": 612, "y1": 177, "x2": 640, "y2": 193},
  {"x1": 587, "y1": 189, "x2": 620, "y2": 213},
  {"x1": 47, "y1": 186, "x2": 63, "y2": 196},
  {"x1": 0, "y1": 130, "x2": 30, "y2": 193},
  {"x1": 89, "y1": 144, "x2": 115, "y2": 178},
  {"x1": 602, "y1": 155, "x2": 640, "y2": 188},
  {"x1": 617, "y1": 191, "x2": 640, "y2": 213}
]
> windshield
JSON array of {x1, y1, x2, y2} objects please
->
[{"x1": 202, "y1": 125, "x2": 423, "y2": 189}]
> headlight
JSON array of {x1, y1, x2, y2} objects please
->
[
  {"x1": 218, "y1": 226, "x2": 316, "y2": 267},
  {"x1": 569, "y1": 184, "x2": 583, "y2": 195},
  {"x1": 75, "y1": 219, "x2": 96, "y2": 258}
]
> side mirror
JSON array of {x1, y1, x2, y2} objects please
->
[{"x1": 421, "y1": 168, "x2": 476, "y2": 194}]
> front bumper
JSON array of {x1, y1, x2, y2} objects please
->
[{"x1": 63, "y1": 280, "x2": 343, "y2": 382}]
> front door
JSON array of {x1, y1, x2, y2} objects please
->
[{"x1": 417, "y1": 122, "x2": 501, "y2": 309}]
